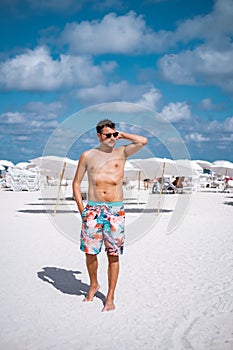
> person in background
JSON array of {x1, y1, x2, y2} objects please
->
[
  {"x1": 172, "y1": 177, "x2": 183, "y2": 188},
  {"x1": 143, "y1": 178, "x2": 150, "y2": 190}
]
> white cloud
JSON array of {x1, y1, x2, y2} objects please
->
[
  {"x1": 175, "y1": 0, "x2": 233, "y2": 46},
  {"x1": 207, "y1": 116, "x2": 233, "y2": 132},
  {"x1": 181, "y1": 115, "x2": 233, "y2": 148},
  {"x1": 79, "y1": 136, "x2": 97, "y2": 145},
  {"x1": 157, "y1": 0, "x2": 233, "y2": 93},
  {"x1": 14, "y1": 135, "x2": 31, "y2": 141},
  {"x1": 0, "y1": 46, "x2": 116, "y2": 92},
  {"x1": 0, "y1": 111, "x2": 59, "y2": 131},
  {"x1": 0, "y1": 100, "x2": 63, "y2": 138},
  {"x1": 160, "y1": 102, "x2": 192, "y2": 122},
  {"x1": 136, "y1": 87, "x2": 162, "y2": 110},
  {"x1": 158, "y1": 52, "x2": 196, "y2": 85},
  {"x1": 60, "y1": 11, "x2": 173, "y2": 55},
  {"x1": 0, "y1": 104, "x2": 60, "y2": 161},
  {"x1": 184, "y1": 132, "x2": 209, "y2": 142},
  {"x1": 0, "y1": 100, "x2": 65, "y2": 153},
  {"x1": 56, "y1": 0, "x2": 233, "y2": 56},
  {"x1": 0, "y1": 112, "x2": 25, "y2": 124},
  {"x1": 158, "y1": 45, "x2": 233, "y2": 92},
  {"x1": 76, "y1": 81, "x2": 158, "y2": 105},
  {"x1": 199, "y1": 98, "x2": 223, "y2": 111},
  {"x1": 222, "y1": 116, "x2": 233, "y2": 132},
  {"x1": 199, "y1": 98, "x2": 214, "y2": 111},
  {"x1": 94, "y1": 103, "x2": 146, "y2": 113},
  {"x1": 76, "y1": 82, "x2": 126, "y2": 104},
  {"x1": 219, "y1": 133, "x2": 233, "y2": 141},
  {"x1": 118, "y1": 122, "x2": 144, "y2": 133},
  {"x1": 4, "y1": 0, "x2": 233, "y2": 96},
  {"x1": 24, "y1": 101, "x2": 65, "y2": 120},
  {"x1": 30, "y1": 120, "x2": 58, "y2": 128},
  {"x1": 19, "y1": 147, "x2": 35, "y2": 155}
]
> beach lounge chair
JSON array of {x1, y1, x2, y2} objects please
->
[{"x1": 152, "y1": 178, "x2": 183, "y2": 194}]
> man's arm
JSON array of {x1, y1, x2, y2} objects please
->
[
  {"x1": 72, "y1": 151, "x2": 88, "y2": 216},
  {"x1": 118, "y1": 131, "x2": 148, "y2": 158}
]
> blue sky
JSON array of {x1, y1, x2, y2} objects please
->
[{"x1": 0, "y1": 0, "x2": 233, "y2": 164}]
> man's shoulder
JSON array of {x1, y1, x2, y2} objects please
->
[
  {"x1": 81, "y1": 148, "x2": 96, "y2": 157},
  {"x1": 80, "y1": 148, "x2": 99, "y2": 162}
]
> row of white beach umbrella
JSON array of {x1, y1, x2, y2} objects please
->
[
  {"x1": 130, "y1": 158, "x2": 204, "y2": 179},
  {"x1": 1, "y1": 157, "x2": 233, "y2": 180},
  {"x1": 30, "y1": 157, "x2": 233, "y2": 179}
]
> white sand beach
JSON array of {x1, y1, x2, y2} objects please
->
[{"x1": 1, "y1": 189, "x2": 233, "y2": 350}]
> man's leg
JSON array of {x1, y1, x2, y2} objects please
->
[
  {"x1": 83, "y1": 253, "x2": 100, "y2": 302},
  {"x1": 102, "y1": 255, "x2": 119, "y2": 311}
]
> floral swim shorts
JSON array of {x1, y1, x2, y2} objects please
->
[{"x1": 80, "y1": 201, "x2": 125, "y2": 256}]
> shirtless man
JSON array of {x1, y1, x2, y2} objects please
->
[{"x1": 72, "y1": 119, "x2": 147, "y2": 311}]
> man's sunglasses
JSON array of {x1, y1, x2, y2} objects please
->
[{"x1": 101, "y1": 131, "x2": 119, "y2": 139}]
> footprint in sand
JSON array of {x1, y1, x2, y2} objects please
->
[
  {"x1": 172, "y1": 295, "x2": 233, "y2": 350},
  {"x1": 213, "y1": 298, "x2": 233, "y2": 313}
]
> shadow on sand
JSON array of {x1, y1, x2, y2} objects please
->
[
  {"x1": 37, "y1": 266, "x2": 106, "y2": 305},
  {"x1": 223, "y1": 201, "x2": 233, "y2": 206},
  {"x1": 18, "y1": 209, "x2": 77, "y2": 214},
  {"x1": 125, "y1": 208, "x2": 173, "y2": 213},
  {"x1": 19, "y1": 208, "x2": 173, "y2": 214}
]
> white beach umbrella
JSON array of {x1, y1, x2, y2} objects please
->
[
  {"x1": 210, "y1": 160, "x2": 233, "y2": 177},
  {"x1": 124, "y1": 160, "x2": 141, "y2": 178},
  {"x1": 125, "y1": 160, "x2": 141, "y2": 189},
  {"x1": 30, "y1": 156, "x2": 78, "y2": 180},
  {"x1": 26, "y1": 163, "x2": 38, "y2": 170},
  {"x1": 0, "y1": 160, "x2": 14, "y2": 168},
  {"x1": 175, "y1": 159, "x2": 203, "y2": 176},
  {"x1": 15, "y1": 162, "x2": 32, "y2": 169},
  {"x1": 190, "y1": 160, "x2": 203, "y2": 175},
  {"x1": 194, "y1": 160, "x2": 212, "y2": 170},
  {"x1": 128, "y1": 158, "x2": 155, "y2": 179},
  {"x1": 30, "y1": 156, "x2": 78, "y2": 215},
  {"x1": 130, "y1": 157, "x2": 199, "y2": 178},
  {"x1": 129, "y1": 157, "x2": 176, "y2": 179},
  {"x1": 125, "y1": 160, "x2": 140, "y2": 171},
  {"x1": 159, "y1": 158, "x2": 177, "y2": 176},
  {"x1": 0, "y1": 164, "x2": 5, "y2": 171}
]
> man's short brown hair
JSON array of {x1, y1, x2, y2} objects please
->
[{"x1": 96, "y1": 119, "x2": 115, "y2": 133}]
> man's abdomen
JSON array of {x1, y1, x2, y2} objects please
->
[{"x1": 88, "y1": 183, "x2": 123, "y2": 202}]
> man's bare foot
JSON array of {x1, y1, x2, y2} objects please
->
[
  {"x1": 83, "y1": 284, "x2": 100, "y2": 302},
  {"x1": 101, "y1": 299, "x2": 116, "y2": 312}
]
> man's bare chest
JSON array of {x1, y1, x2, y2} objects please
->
[
  {"x1": 89, "y1": 157, "x2": 124, "y2": 173},
  {"x1": 87, "y1": 150, "x2": 125, "y2": 175}
]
